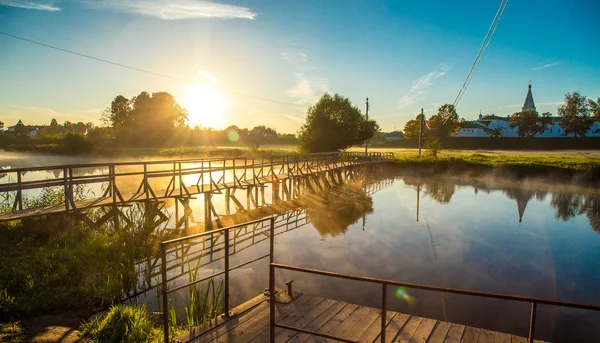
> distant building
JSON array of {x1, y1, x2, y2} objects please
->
[
  {"x1": 382, "y1": 131, "x2": 404, "y2": 141},
  {"x1": 453, "y1": 84, "x2": 600, "y2": 138},
  {"x1": 4, "y1": 120, "x2": 47, "y2": 138}
]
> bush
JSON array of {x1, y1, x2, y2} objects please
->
[
  {"x1": 62, "y1": 133, "x2": 93, "y2": 154},
  {"x1": 424, "y1": 139, "x2": 440, "y2": 158},
  {"x1": 81, "y1": 305, "x2": 153, "y2": 343}
]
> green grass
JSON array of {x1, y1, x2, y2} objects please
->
[{"x1": 81, "y1": 305, "x2": 158, "y2": 343}]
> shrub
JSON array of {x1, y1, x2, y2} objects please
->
[
  {"x1": 81, "y1": 305, "x2": 153, "y2": 343},
  {"x1": 62, "y1": 133, "x2": 93, "y2": 154},
  {"x1": 424, "y1": 139, "x2": 441, "y2": 158}
]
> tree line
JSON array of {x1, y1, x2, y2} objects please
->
[{"x1": 402, "y1": 92, "x2": 600, "y2": 139}]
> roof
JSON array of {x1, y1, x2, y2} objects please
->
[
  {"x1": 481, "y1": 115, "x2": 508, "y2": 121},
  {"x1": 459, "y1": 121, "x2": 482, "y2": 129},
  {"x1": 522, "y1": 84, "x2": 536, "y2": 111}
]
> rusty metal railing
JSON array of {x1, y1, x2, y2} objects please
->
[
  {"x1": 160, "y1": 216, "x2": 275, "y2": 343},
  {"x1": 268, "y1": 262, "x2": 600, "y2": 343}
]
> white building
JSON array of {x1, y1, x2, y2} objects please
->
[{"x1": 454, "y1": 84, "x2": 600, "y2": 137}]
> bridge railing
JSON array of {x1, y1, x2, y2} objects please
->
[{"x1": 0, "y1": 152, "x2": 392, "y2": 219}]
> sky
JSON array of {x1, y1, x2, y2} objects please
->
[{"x1": 0, "y1": 0, "x2": 599, "y2": 133}]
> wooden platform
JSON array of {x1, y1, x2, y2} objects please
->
[{"x1": 175, "y1": 294, "x2": 549, "y2": 343}]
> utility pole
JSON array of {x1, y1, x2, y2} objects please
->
[
  {"x1": 365, "y1": 98, "x2": 370, "y2": 155},
  {"x1": 418, "y1": 108, "x2": 424, "y2": 157}
]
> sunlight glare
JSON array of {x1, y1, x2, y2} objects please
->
[{"x1": 184, "y1": 85, "x2": 226, "y2": 129}]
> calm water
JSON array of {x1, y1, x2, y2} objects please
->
[{"x1": 3, "y1": 151, "x2": 600, "y2": 342}]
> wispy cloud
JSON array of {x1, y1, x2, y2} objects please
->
[
  {"x1": 80, "y1": 0, "x2": 256, "y2": 20},
  {"x1": 398, "y1": 66, "x2": 449, "y2": 109},
  {"x1": 532, "y1": 61, "x2": 565, "y2": 71},
  {"x1": 198, "y1": 70, "x2": 219, "y2": 83},
  {"x1": 281, "y1": 52, "x2": 317, "y2": 71},
  {"x1": 286, "y1": 73, "x2": 330, "y2": 106},
  {"x1": 0, "y1": 0, "x2": 60, "y2": 11}
]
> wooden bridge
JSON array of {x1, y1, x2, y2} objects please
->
[{"x1": 0, "y1": 152, "x2": 393, "y2": 224}]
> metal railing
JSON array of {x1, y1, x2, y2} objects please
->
[
  {"x1": 160, "y1": 216, "x2": 275, "y2": 343},
  {"x1": 268, "y1": 263, "x2": 600, "y2": 343}
]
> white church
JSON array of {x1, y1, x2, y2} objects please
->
[{"x1": 454, "y1": 84, "x2": 600, "y2": 137}]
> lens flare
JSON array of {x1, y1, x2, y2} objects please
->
[
  {"x1": 227, "y1": 128, "x2": 239, "y2": 142},
  {"x1": 395, "y1": 287, "x2": 415, "y2": 304}
]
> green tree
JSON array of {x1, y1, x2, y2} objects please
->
[
  {"x1": 402, "y1": 114, "x2": 423, "y2": 139},
  {"x1": 50, "y1": 118, "x2": 58, "y2": 127},
  {"x1": 558, "y1": 92, "x2": 592, "y2": 137},
  {"x1": 425, "y1": 104, "x2": 460, "y2": 138},
  {"x1": 509, "y1": 110, "x2": 552, "y2": 137},
  {"x1": 298, "y1": 93, "x2": 379, "y2": 152},
  {"x1": 589, "y1": 97, "x2": 600, "y2": 118}
]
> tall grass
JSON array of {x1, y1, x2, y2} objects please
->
[{"x1": 81, "y1": 304, "x2": 156, "y2": 343}]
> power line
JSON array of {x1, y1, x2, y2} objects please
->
[
  {"x1": 0, "y1": 31, "x2": 296, "y2": 106},
  {"x1": 424, "y1": 0, "x2": 509, "y2": 132}
]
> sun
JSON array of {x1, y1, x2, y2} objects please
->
[{"x1": 183, "y1": 85, "x2": 226, "y2": 129}]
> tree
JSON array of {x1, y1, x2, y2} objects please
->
[
  {"x1": 557, "y1": 92, "x2": 592, "y2": 137},
  {"x1": 298, "y1": 93, "x2": 379, "y2": 152},
  {"x1": 425, "y1": 104, "x2": 460, "y2": 138},
  {"x1": 589, "y1": 97, "x2": 600, "y2": 119},
  {"x1": 509, "y1": 110, "x2": 552, "y2": 137},
  {"x1": 50, "y1": 118, "x2": 58, "y2": 127},
  {"x1": 402, "y1": 114, "x2": 424, "y2": 139}
]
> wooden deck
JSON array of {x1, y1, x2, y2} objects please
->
[{"x1": 175, "y1": 293, "x2": 549, "y2": 343}]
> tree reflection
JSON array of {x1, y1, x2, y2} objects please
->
[
  {"x1": 550, "y1": 193, "x2": 584, "y2": 222},
  {"x1": 305, "y1": 183, "x2": 374, "y2": 237},
  {"x1": 402, "y1": 178, "x2": 455, "y2": 204},
  {"x1": 582, "y1": 196, "x2": 600, "y2": 233}
]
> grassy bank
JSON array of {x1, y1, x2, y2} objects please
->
[{"x1": 385, "y1": 150, "x2": 600, "y2": 178}]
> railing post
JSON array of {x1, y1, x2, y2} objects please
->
[
  {"x1": 528, "y1": 302, "x2": 537, "y2": 343},
  {"x1": 269, "y1": 216, "x2": 275, "y2": 263},
  {"x1": 269, "y1": 263, "x2": 276, "y2": 342},
  {"x1": 16, "y1": 171, "x2": 22, "y2": 211},
  {"x1": 224, "y1": 228, "x2": 230, "y2": 317},
  {"x1": 161, "y1": 243, "x2": 169, "y2": 343},
  {"x1": 209, "y1": 160, "x2": 212, "y2": 192},
  {"x1": 381, "y1": 283, "x2": 387, "y2": 342},
  {"x1": 143, "y1": 164, "x2": 149, "y2": 200},
  {"x1": 63, "y1": 168, "x2": 69, "y2": 211}
]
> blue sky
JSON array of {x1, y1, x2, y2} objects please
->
[{"x1": 0, "y1": 0, "x2": 599, "y2": 133}]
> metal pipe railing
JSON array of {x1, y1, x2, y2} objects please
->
[
  {"x1": 160, "y1": 216, "x2": 275, "y2": 343},
  {"x1": 269, "y1": 262, "x2": 600, "y2": 343}
]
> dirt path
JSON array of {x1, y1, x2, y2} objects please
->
[{"x1": 19, "y1": 310, "x2": 90, "y2": 343}]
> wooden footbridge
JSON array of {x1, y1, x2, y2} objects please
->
[{"x1": 0, "y1": 152, "x2": 393, "y2": 226}]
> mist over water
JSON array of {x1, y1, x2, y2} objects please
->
[{"x1": 3, "y1": 151, "x2": 600, "y2": 342}]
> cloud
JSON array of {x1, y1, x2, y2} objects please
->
[
  {"x1": 1, "y1": 104, "x2": 100, "y2": 124},
  {"x1": 80, "y1": 0, "x2": 256, "y2": 20},
  {"x1": 532, "y1": 61, "x2": 565, "y2": 71},
  {"x1": 398, "y1": 66, "x2": 448, "y2": 109},
  {"x1": 286, "y1": 73, "x2": 330, "y2": 106},
  {"x1": 198, "y1": 70, "x2": 219, "y2": 83},
  {"x1": 0, "y1": 0, "x2": 60, "y2": 11},
  {"x1": 281, "y1": 52, "x2": 317, "y2": 71}
]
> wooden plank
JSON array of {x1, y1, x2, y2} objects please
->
[
  {"x1": 443, "y1": 324, "x2": 466, "y2": 343},
  {"x1": 306, "y1": 304, "x2": 360, "y2": 343},
  {"x1": 477, "y1": 330, "x2": 495, "y2": 343},
  {"x1": 285, "y1": 301, "x2": 348, "y2": 343},
  {"x1": 428, "y1": 322, "x2": 451, "y2": 343},
  {"x1": 341, "y1": 306, "x2": 381, "y2": 340},
  {"x1": 382, "y1": 313, "x2": 410, "y2": 343},
  {"x1": 176, "y1": 293, "x2": 268, "y2": 343},
  {"x1": 275, "y1": 298, "x2": 337, "y2": 342},
  {"x1": 493, "y1": 332, "x2": 511, "y2": 343},
  {"x1": 408, "y1": 318, "x2": 437, "y2": 343},
  {"x1": 461, "y1": 327, "x2": 481, "y2": 343},
  {"x1": 394, "y1": 316, "x2": 423, "y2": 342},
  {"x1": 243, "y1": 296, "x2": 327, "y2": 343},
  {"x1": 357, "y1": 311, "x2": 397, "y2": 343},
  {"x1": 326, "y1": 305, "x2": 372, "y2": 340},
  {"x1": 511, "y1": 336, "x2": 527, "y2": 343}
]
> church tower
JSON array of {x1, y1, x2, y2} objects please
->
[{"x1": 522, "y1": 83, "x2": 536, "y2": 112}]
